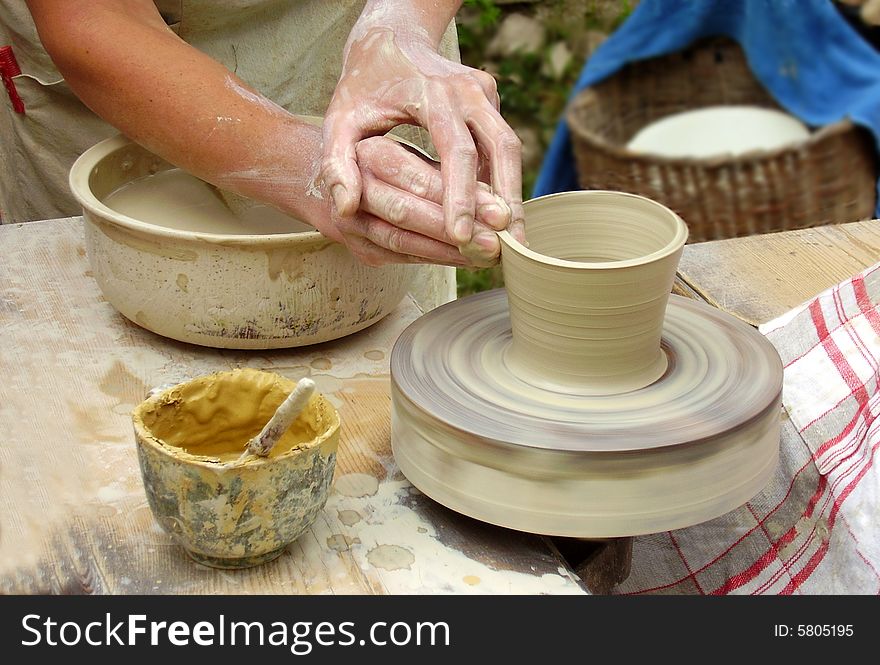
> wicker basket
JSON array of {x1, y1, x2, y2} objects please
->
[{"x1": 566, "y1": 38, "x2": 877, "y2": 242}]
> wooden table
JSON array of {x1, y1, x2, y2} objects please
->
[
  {"x1": 677, "y1": 220, "x2": 880, "y2": 325},
  {"x1": 3, "y1": 217, "x2": 877, "y2": 595},
  {"x1": 0, "y1": 217, "x2": 588, "y2": 595}
]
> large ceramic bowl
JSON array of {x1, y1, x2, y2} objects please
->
[{"x1": 70, "y1": 135, "x2": 412, "y2": 349}]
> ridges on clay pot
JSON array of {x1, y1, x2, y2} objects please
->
[{"x1": 498, "y1": 190, "x2": 688, "y2": 396}]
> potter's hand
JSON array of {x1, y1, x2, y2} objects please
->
[
  {"x1": 318, "y1": 136, "x2": 506, "y2": 267},
  {"x1": 321, "y1": 2, "x2": 525, "y2": 249}
]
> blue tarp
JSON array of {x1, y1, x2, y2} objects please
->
[{"x1": 533, "y1": 0, "x2": 880, "y2": 215}]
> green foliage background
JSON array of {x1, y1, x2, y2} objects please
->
[{"x1": 455, "y1": 0, "x2": 633, "y2": 296}]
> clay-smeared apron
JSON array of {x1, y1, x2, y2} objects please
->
[{"x1": 0, "y1": 0, "x2": 456, "y2": 309}]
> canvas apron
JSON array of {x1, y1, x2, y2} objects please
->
[{"x1": 0, "y1": 0, "x2": 457, "y2": 310}]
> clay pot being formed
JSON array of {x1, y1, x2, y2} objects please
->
[
  {"x1": 70, "y1": 135, "x2": 412, "y2": 349},
  {"x1": 132, "y1": 368, "x2": 339, "y2": 568},
  {"x1": 499, "y1": 190, "x2": 688, "y2": 395}
]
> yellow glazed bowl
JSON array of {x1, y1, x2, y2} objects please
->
[{"x1": 132, "y1": 368, "x2": 339, "y2": 568}]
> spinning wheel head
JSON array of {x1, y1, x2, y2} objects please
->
[{"x1": 391, "y1": 192, "x2": 781, "y2": 538}]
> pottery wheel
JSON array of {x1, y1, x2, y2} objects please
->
[{"x1": 391, "y1": 290, "x2": 783, "y2": 538}]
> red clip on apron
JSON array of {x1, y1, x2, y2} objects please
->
[{"x1": 0, "y1": 45, "x2": 24, "y2": 113}]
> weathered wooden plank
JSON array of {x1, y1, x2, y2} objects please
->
[
  {"x1": 677, "y1": 220, "x2": 880, "y2": 326},
  {"x1": 672, "y1": 277, "x2": 703, "y2": 301},
  {"x1": 0, "y1": 217, "x2": 587, "y2": 595}
]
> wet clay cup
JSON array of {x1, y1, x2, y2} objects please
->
[
  {"x1": 499, "y1": 191, "x2": 688, "y2": 395},
  {"x1": 132, "y1": 368, "x2": 339, "y2": 568}
]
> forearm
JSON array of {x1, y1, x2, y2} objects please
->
[{"x1": 27, "y1": 0, "x2": 327, "y2": 226}]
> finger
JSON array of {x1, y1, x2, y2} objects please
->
[
  {"x1": 477, "y1": 197, "x2": 510, "y2": 230},
  {"x1": 472, "y1": 69, "x2": 501, "y2": 112},
  {"x1": 360, "y1": 171, "x2": 503, "y2": 242},
  {"x1": 343, "y1": 234, "x2": 442, "y2": 268},
  {"x1": 419, "y1": 95, "x2": 479, "y2": 245},
  {"x1": 359, "y1": 135, "x2": 509, "y2": 231},
  {"x1": 359, "y1": 171, "x2": 447, "y2": 242},
  {"x1": 460, "y1": 241, "x2": 500, "y2": 268},
  {"x1": 465, "y1": 102, "x2": 525, "y2": 230},
  {"x1": 345, "y1": 212, "x2": 471, "y2": 266},
  {"x1": 460, "y1": 229, "x2": 500, "y2": 266},
  {"x1": 474, "y1": 181, "x2": 511, "y2": 230},
  {"x1": 475, "y1": 147, "x2": 509, "y2": 231},
  {"x1": 320, "y1": 109, "x2": 366, "y2": 217},
  {"x1": 441, "y1": 128, "x2": 479, "y2": 246},
  {"x1": 477, "y1": 143, "x2": 492, "y2": 191},
  {"x1": 357, "y1": 137, "x2": 444, "y2": 204},
  {"x1": 360, "y1": 173, "x2": 501, "y2": 264}
]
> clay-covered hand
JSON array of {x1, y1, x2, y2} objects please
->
[
  {"x1": 316, "y1": 135, "x2": 508, "y2": 267},
  {"x1": 321, "y1": 2, "x2": 525, "y2": 250}
]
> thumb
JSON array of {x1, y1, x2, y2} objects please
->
[{"x1": 321, "y1": 115, "x2": 364, "y2": 218}]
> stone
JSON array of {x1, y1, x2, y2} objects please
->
[
  {"x1": 487, "y1": 13, "x2": 546, "y2": 57},
  {"x1": 544, "y1": 40, "x2": 573, "y2": 80}
]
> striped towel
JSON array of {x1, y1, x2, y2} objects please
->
[{"x1": 618, "y1": 264, "x2": 880, "y2": 594}]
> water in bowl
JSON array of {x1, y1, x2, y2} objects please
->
[{"x1": 103, "y1": 168, "x2": 313, "y2": 235}]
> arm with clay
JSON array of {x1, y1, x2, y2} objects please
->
[
  {"x1": 322, "y1": 0, "x2": 526, "y2": 255},
  {"x1": 25, "y1": 0, "x2": 503, "y2": 266}
]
